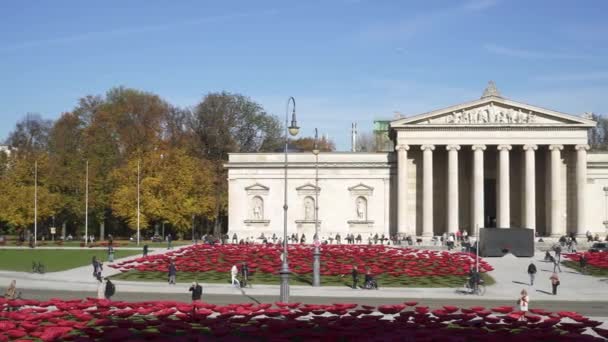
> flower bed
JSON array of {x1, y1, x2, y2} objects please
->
[
  {"x1": 563, "y1": 252, "x2": 608, "y2": 276},
  {"x1": 111, "y1": 244, "x2": 493, "y2": 278},
  {"x1": 0, "y1": 298, "x2": 605, "y2": 341},
  {"x1": 564, "y1": 252, "x2": 608, "y2": 269}
]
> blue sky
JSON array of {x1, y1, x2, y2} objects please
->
[{"x1": 1, "y1": 0, "x2": 607, "y2": 150}]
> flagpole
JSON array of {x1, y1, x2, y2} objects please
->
[
  {"x1": 137, "y1": 160, "x2": 140, "y2": 246},
  {"x1": 34, "y1": 160, "x2": 38, "y2": 246},
  {"x1": 85, "y1": 160, "x2": 89, "y2": 246}
]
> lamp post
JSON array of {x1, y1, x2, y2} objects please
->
[
  {"x1": 312, "y1": 128, "x2": 321, "y2": 287},
  {"x1": 603, "y1": 187, "x2": 608, "y2": 231},
  {"x1": 280, "y1": 96, "x2": 300, "y2": 303}
]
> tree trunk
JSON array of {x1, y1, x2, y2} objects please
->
[{"x1": 99, "y1": 221, "x2": 105, "y2": 241}]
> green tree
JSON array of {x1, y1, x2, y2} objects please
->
[{"x1": 190, "y1": 92, "x2": 283, "y2": 236}]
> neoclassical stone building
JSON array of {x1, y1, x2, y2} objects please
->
[{"x1": 226, "y1": 83, "x2": 608, "y2": 240}]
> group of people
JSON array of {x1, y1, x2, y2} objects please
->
[
  {"x1": 91, "y1": 256, "x2": 115, "y2": 300},
  {"x1": 526, "y1": 261, "x2": 560, "y2": 295},
  {"x1": 350, "y1": 266, "x2": 378, "y2": 290}
]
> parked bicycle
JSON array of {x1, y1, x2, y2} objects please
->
[{"x1": 32, "y1": 261, "x2": 45, "y2": 274}]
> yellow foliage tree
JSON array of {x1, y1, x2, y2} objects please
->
[
  {"x1": 0, "y1": 153, "x2": 60, "y2": 231},
  {"x1": 110, "y1": 148, "x2": 215, "y2": 234}
]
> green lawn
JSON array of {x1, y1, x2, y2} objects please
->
[
  {"x1": 0, "y1": 249, "x2": 141, "y2": 272},
  {"x1": 0, "y1": 239, "x2": 192, "y2": 248},
  {"x1": 112, "y1": 270, "x2": 495, "y2": 288},
  {"x1": 563, "y1": 261, "x2": 608, "y2": 277}
]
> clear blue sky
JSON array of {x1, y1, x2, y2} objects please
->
[{"x1": 1, "y1": 0, "x2": 607, "y2": 150}]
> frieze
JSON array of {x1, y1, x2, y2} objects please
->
[{"x1": 445, "y1": 104, "x2": 536, "y2": 124}]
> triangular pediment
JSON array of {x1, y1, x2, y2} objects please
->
[
  {"x1": 245, "y1": 183, "x2": 269, "y2": 191},
  {"x1": 296, "y1": 183, "x2": 320, "y2": 191},
  {"x1": 391, "y1": 96, "x2": 595, "y2": 128},
  {"x1": 348, "y1": 183, "x2": 374, "y2": 191}
]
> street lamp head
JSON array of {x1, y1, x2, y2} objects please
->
[{"x1": 288, "y1": 110, "x2": 299, "y2": 136}]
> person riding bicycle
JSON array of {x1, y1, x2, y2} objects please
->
[{"x1": 468, "y1": 266, "x2": 481, "y2": 293}]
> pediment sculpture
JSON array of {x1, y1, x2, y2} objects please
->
[{"x1": 446, "y1": 106, "x2": 535, "y2": 124}]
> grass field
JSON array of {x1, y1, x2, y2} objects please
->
[
  {"x1": 111, "y1": 270, "x2": 495, "y2": 288},
  {"x1": 563, "y1": 261, "x2": 608, "y2": 277},
  {"x1": 0, "y1": 249, "x2": 141, "y2": 272},
  {"x1": 0, "y1": 239, "x2": 192, "y2": 248}
]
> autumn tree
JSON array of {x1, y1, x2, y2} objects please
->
[
  {"x1": 0, "y1": 153, "x2": 59, "y2": 233},
  {"x1": 290, "y1": 136, "x2": 336, "y2": 152},
  {"x1": 111, "y1": 148, "x2": 215, "y2": 234}
]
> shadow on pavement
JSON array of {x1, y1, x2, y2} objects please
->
[{"x1": 536, "y1": 289, "x2": 553, "y2": 295}]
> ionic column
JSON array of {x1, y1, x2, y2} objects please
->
[
  {"x1": 472, "y1": 145, "x2": 486, "y2": 233},
  {"x1": 575, "y1": 144, "x2": 589, "y2": 237},
  {"x1": 447, "y1": 145, "x2": 460, "y2": 234},
  {"x1": 421, "y1": 145, "x2": 435, "y2": 237},
  {"x1": 396, "y1": 144, "x2": 410, "y2": 236},
  {"x1": 549, "y1": 144, "x2": 564, "y2": 237},
  {"x1": 497, "y1": 144, "x2": 512, "y2": 228},
  {"x1": 523, "y1": 145, "x2": 538, "y2": 231}
]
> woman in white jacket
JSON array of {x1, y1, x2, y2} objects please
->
[
  {"x1": 97, "y1": 278, "x2": 105, "y2": 299},
  {"x1": 231, "y1": 265, "x2": 240, "y2": 288}
]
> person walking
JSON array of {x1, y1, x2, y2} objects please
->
[
  {"x1": 552, "y1": 256, "x2": 562, "y2": 273},
  {"x1": 167, "y1": 234, "x2": 173, "y2": 250},
  {"x1": 550, "y1": 272, "x2": 560, "y2": 295},
  {"x1": 579, "y1": 254, "x2": 587, "y2": 274},
  {"x1": 143, "y1": 244, "x2": 149, "y2": 257},
  {"x1": 232, "y1": 233, "x2": 238, "y2": 244},
  {"x1": 92, "y1": 256, "x2": 103, "y2": 281},
  {"x1": 97, "y1": 278, "x2": 105, "y2": 299},
  {"x1": 447, "y1": 234, "x2": 455, "y2": 250},
  {"x1": 240, "y1": 262, "x2": 249, "y2": 288},
  {"x1": 168, "y1": 260, "x2": 177, "y2": 285},
  {"x1": 231, "y1": 264, "x2": 240, "y2": 288},
  {"x1": 554, "y1": 244, "x2": 562, "y2": 262},
  {"x1": 107, "y1": 245, "x2": 115, "y2": 263},
  {"x1": 518, "y1": 289, "x2": 530, "y2": 314},
  {"x1": 527, "y1": 262, "x2": 537, "y2": 286},
  {"x1": 351, "y1": 265, "x2": 359, "y2": 289},
  {"x1": 189, "y1": 282, "x2": 203, "y2": 302},
  {"x1": 104, "y1": 278, "x2": 115, "y2": 300}
]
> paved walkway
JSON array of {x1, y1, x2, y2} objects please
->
[{"x1": 1, "y1": 243, "x2": 606, "y2": 303}]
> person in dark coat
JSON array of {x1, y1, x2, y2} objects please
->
[
  {"x1": 92, "y1": 256, "x2": 102, "y2": 281},
  {"x1": 143, "y1": 244, "x2": 149, "y2": 257},
  {"x1": 189, "y1": 282, "x2": 202, "y2": 302},
  {"x1": 351, "y1": 265, "x2": 359, "y2": 289},
  {"x1": 240, "y1": 262, "x2": 249, "y2": 288},
  {"x1": 232, "y1": 233, "x2": 238, "y2": 244},
  {"x1": 167, "y1": 234, "x2": 173, "y2": 250},
  {"x1": 579, "y1": 254, "x2": 587, "y2": 274},
  {"x1": 104, "y1": 278, "x2": 115, "y2": 300},
  {"x1": 168, "y1": 260, "x2": 177, "y2": 285},
  {"x1": 527, "y1": 262, "x2": 537, "y2": 286}
]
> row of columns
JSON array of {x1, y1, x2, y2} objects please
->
[{"x1": 396, "y1": 144, "x2": 590, "y2": 237}]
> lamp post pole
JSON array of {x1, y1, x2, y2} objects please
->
[
  {"x1": 137, "y1": 160, "x2": 141, "y2": 246},
  {"x1": 34, "y1": 160, "x2": 37, "y2": 246},
  {"x1": 280, "y1": 96, "x2": 299, "y2": 303},
  {"x1": 312, "y1": 128, "x2": 321, "y2": 287}
]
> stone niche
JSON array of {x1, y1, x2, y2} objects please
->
[
  {"x1": 346, "y1": 183, "x2": 374, "y2": 229},
  {"x1": 243, "y1": 183, "x2": 270, "y2": 227}
]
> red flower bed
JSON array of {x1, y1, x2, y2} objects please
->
[
  {"x1": 111, "y1": 244, "x2": 493, "y2": 277},
  {"x1": 564, "y1": 252, "x2": 608, "y2": 269},
  {"x1": 0, "y1": 298, "x2": 604, "y2": 341}
]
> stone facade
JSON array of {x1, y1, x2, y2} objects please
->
[{"x1": 225, "y1": 83, "x2": 608, "y2": 239}]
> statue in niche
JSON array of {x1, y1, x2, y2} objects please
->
[
  {"x1": 252, "y1": 197, "x2": 263, "y2": 220},
  {"x1": 304, "y1": 197, "x2": 314, "y2": 221},
  {"x1": 356, "y1": 197, "x2": 367, "y2": 220}
]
